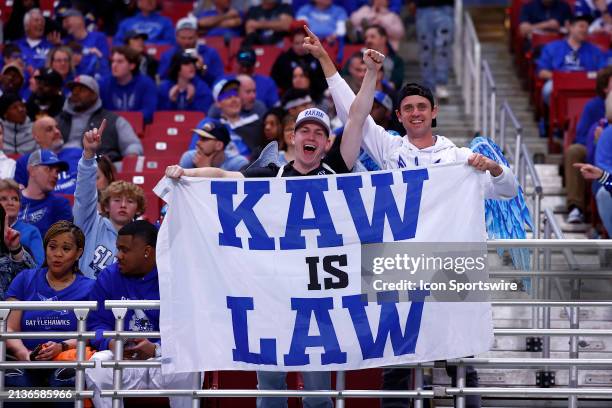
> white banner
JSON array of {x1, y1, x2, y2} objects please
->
[{"x1": 155, "y1": 164, "x2": 493, "y2": 374}]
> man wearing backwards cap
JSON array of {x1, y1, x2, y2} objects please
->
[
  {"x1": 18, "y1": 149, "x2": 72, "y2": 238},
  {"x1": 165, "y1": 47, "x2": 385, "y2": 408},
  {"x1": 304, "y1": 25, "x2": 516, "y2": 408}
]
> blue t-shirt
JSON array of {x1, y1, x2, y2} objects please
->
[
  {"x1": 537, "y1": 40, "x2": 605, "y2": 73},
  {"x1": 596, "y1": 126, "x2": 612, "y2": 173},
  {"x1": 575, "y1": 0, "x2": 612, "y2": 17},
  {"x1": 65, "y1": 31, "x2": 110, "y2": 59},
  {"x1": 99, "y1": 74, "x2": 158, "y2": 123},
  {"x1": 18, "y1": 193, "x2": 73, "y2": 239},
  {"x1": 87, "y1": 263, "x2": 160, "y2": 351},
  {"x1": 195, "y1": 9, "x2": 243, "y2": 38},
  {"x1": 113, "y1": 12, "x2": 175, "y2": 45},
  {"x1": 157, "y1": 76, "x2": 213, "y2": 113},
  {"x1": 13, "y1": 38, "x2": 53, "y2": 70},
  {"x1": 13, "y1": 220, "x2": 44, "y2": 267},
  {"x1": 157, "y1": 45, "x2": 224, "y2": 87},
  {"x1": 576, "y1": 96, "x2": 605, "y2": 146},
  {"x1": 15, "y1": 147, "x2": 83, "y2": 195},
  {"x1": 253, "y1": 74, "x2": 279, "y2": 109},
  {"x1": 519, "y1": 0, "x2": 572, "y2": 25},
  {"x1": 296, "y1": 4, "x2": 348, "y2": 39},
  {"x1": 6, "y1": 268, "x2": 95, "y2": 350}
]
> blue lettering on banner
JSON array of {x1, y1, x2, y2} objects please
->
[
  {"x1": 212, "y1": 181, "x2": 275, "y2": 250},
  {"x1": 342, "y1": 291, "x2": 428, "y2": 359},
  {"x1": 226, "y1": 296, "x2": 277, "y2": 365},
  {"x1": 279, "y1": 179, "x2": 343, "y2": 250},
  {"x1": 283, "y1": 297, "x2": 347, "y2": 366},
  {"x1": 337, "y1": 170, "x2": 429, "y2": 243}
]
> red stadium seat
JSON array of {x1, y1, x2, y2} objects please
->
[
  {"x1": 0, "y1": 1, "x2": 12, "y2": 23},
  {"x1": 145, "y1": 44, "x2": 172, "y2": 61},
  {"x1": 115, "y1": 111, "x2": 144, "y2": 137},
  {"x1": 57, "y1": 194, "x2": 75, "y2": 206},
  {"x1": 152, "y1": 111, "x2": 205, "y2": 128},
  {"x1": 200, "y1": 36, "x2": 233, "y2": 72},
  {"x1": 587, "y1": 32, "x2": 611, "y2": 53},
  {"x1": 39, "y1": 0, "x2": 54, "y2": 16},
  {"x1": 341, "y1": 44, "x2": 365, "y2": 68},
  {"x1": 118, "y1": 171, "x2": 163, "y2": 192},
  {"x1": 121, "y1": 155, "x2": 178, "y2": 173},
  {"x1": 143, "y1": 123, "x2": 194, "y2": 139},
  {"x1": 161, "y1": 1, "x2": 194, "y2": 24},
  {"x1": 251, "y1": 45, "x2": 283, "y2": 76},
  {"x1": 141, "y1": 135, "x2": 193, "y2": 157}
]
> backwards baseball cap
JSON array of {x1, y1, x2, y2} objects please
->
[
  {"x1": 67, "y1": 75, "x2": 100, "y2": 97},
  {"x1": 124, "y1": 29, "x2": 148, "y2": 42},
  {"x1": 282, "y1": 88, "x2": 313, "y2": 111},
  {"x1": 569, "y1": 14, "x2": 593, "y2": 25},
  {"x1": 397, "y1": 83, "x2": 437, "y2": 128},
  {"x1": 176, "y1": 17, "x2": 197, "y2": 32},
  {"x1": 27, "y1": 149, "x2": 69, "y2": 172},
  {"x1": 35, "y1": 68, "x2": 63, "y2": 88},
  {"x1": 1, "y1": 63, "x2": 24, "y2": 81},
  {"x1": 237, "y1": 48, "x2": 257, "y2": 68},
  {"x1": 60, "y1": 8, "x2": 83, "y2": 19},
  {"x1": 295, "y1": 108, "x2": 332, "y2": 137},
  {"x1": 212, "y1": 78, "x2": 240, "y2": 102},
  {"x1": 192, "y1": 118, "x2": 230, "y2": 147},
  {"x1": 373, "y1": 91, "x2": 393, "y2": 112}
]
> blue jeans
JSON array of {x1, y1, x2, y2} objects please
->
[
  {"x1": 5, "y1": 367, "x2": 75, "y2": 407},
  {"x1": 416, "y1": 6, "x2": 455, "y2": 89},
  {"x1": 256, "y1": 371, "x2": 332, "y2": 408},
  {"x1": 597, "y1": 186, "x2": 612, "y2": 235},
  {"x1": 542, "y1": 79, "x2": 553, "y2": 106}
]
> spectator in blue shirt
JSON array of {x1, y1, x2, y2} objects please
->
[
  {"x1": 196, "y1": 0, "x2": 243, "y2": 38},
  {"x1": 157, "y1": 17, "x2": 225, "y2": 87},
  {"x1": 537, "y1": 14, "x2": 606, "y2": 105},
  {"x1": 244, "y1": 0, "x2": 294, "y2": 45},
  {"x1": 113, "y1": 0, "x2": 175, "y2": 45},
  {"x1": 5, "y1": 221, "x2": 94, "y2": 398},
  {"x1": 14, "y1": 8, "x2": 54, "y2": 71},
  {"x1": 15, "y1": 116, "x2": 82, "y2": 196},
  {"x1": 297, "y1": 0, "x2": 348, "y2": 43},
  {"x1": 67, "y1": 41, "x2": 110, "y2": 82},
  {"x1": 18, "y1": 149, "x2": 73, "y2": 238},
  {"x1": 519, "y1": 0, "x2": 572, "y2": 40},
  {"x1": 99, "y1": 46, "x2": 158, "y2": 123},
  {"x1": 575, "y1": 0, "x2": 612, "y2": 20},
  {"x1": 235, "y1": 47, "x2": 280, "y2": 108},
  {"x1": 123, "y1": 31, "x2": 158, "y2": 81},
  {"x1": 46, "y1": 46, "x2": 75, "y2": 93},
  {"x1": 0, "y1": 179, "x2": 44, "y2": 267},
  {"x1": 61, "y1": 8, "x2": 110, "y2": 78},
  {"x1": 157, "y1": 53, "x2": 214, "y2": 113}
]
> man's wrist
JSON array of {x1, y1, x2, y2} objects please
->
[{"x1": 9, "y1": 244, "x2": 22, "y2": 255}]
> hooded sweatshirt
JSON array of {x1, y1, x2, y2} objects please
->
[
  {"x1": 1, "y1": 118, "x2": 36, "y2": 154},
  {"x1": 326, "y1": 72, "x2": 519, "y2": 200},
  {"x1": 73, "y1": 156, "x2": 119, "y2": 278},
  {"x1": 99, "y1": 74, "x2": 158, "y2": 123}
]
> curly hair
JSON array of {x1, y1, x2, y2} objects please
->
[
  {"x1": 43, "y1": 221, "x2": 86, "y2": 272},
  {"x1": 99, "y1": 180, "x2": 146, "y2": 219}
]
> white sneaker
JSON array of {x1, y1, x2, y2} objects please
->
[
  {"x1": 566, "y1": 207, "x2": 584, "y2": 224},
  {"x1": 435, "y1": 85, "x2": 450, "y2": 99}
]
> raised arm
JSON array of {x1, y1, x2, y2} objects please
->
[
  {"x1": 165, "y1": 165, "x2": 244, "y2": 179},
  {"x1": 341, "y1": 49, "x2": 385, "y2": 169},
  {"x1": 303, "y1": 26, "x2": 337, "y2": 78}
]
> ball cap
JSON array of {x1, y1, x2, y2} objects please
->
[
  {"x1": 67, "y1": 75, "x2": 100, "y2": 97},
  {"x1": 373, "y1": 91, "x2": 393, "y2": 112},
  {"x1": 295, "y1": 108, "x2": 331, "y2": 137},
  {"x1": 27, "y1": 149, "x2": 69, "y2": 172},
  {"x1": 212, "y1": 78, "x2": 240, "y2": 102},
  {"x1": 192, "y1": 118, "x2": 230, "y2": 147}
]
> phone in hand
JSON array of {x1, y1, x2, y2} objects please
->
[{"x1": 29, "y1": 344, "x2": 44, "y2": 360}]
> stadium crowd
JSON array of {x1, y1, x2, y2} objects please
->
[{"x1": 0, "y1": 0, "x2": 609, "y2": 406}]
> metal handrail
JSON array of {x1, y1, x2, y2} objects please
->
[
  {"x1": 494, "y1": 328, "x2": 612, "y2": 335},
  {"x1": 462, "y1": 12, "x2": 481, "y2": 131},
  {"x1": 99, "y1": 389, "x2": 436, "y2": 399},
  {"x1": 447, "y1": 358, "x2": 612, "y2": 367},
  {"x1": 445, "y1": 388, "x2": 612, "y2": 397},
  {"x1": 487, "y1": 239, "x2": 612, "y2": 248},
  {"x1": 481, "y1": 60, "x2": 497, "y2": 139},
  {"x1": 491, "y1": 300, "x2": 612, "y2": 306},
  {"x1": 0, "y1": 301, "x2": 97, "y2": 310},
  {"x1": 498, "y1": 100, "x2": 522, "y2": 171}
]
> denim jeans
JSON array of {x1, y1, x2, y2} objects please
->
[
  {"x1": 597, "y1": 186, "x2": 612, "y2": 235},
  {"x1": 416, "y1": 6, "x2": 455, "y2": 89},
  {"x1": 256, "y1": 371, "x2": 332, "y2": 408},
  {"x1": 381, "y1": 364, "x2": 481, "y2": 408},
  {"x1": 5, "y1": 367, "x2": 75, "y2": 407}
]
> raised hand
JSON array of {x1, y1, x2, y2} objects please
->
[
  {"x1": 363, "y1": 49, "x2": 385, "y2": 71},
  {"x1": 573, "y1": 163, "x2": 604, "y2": 180},
  {"x1": 303, "y1": 25, "x2": 326, "y2": 59},
  {"x1": 166, "y1": 165, "x2": 185, "y2": 179},
  {"x1": 83, "y1": 119, "x2": 107, "y2": 160},
  {"x1": 4, "y1": 221, "x2": 21, "y2": 253}
]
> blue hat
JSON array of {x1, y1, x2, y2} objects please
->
[
  {"x1": 374, "y1": 91, "x2": 393, "y2": 112},
  {"x1": 27, "y1": 149, "x2": 69, "y2": 172},
  {"x1": 192, "y1": 118, "x2": 230, "y2": 147}
]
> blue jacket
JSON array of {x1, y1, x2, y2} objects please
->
[
  {"x1": 575, "y1": 0, "x2": 612, "y2": 17},
  {"x1": 13, "y1": 220, "x2": 43, "y2": 267},
  {"x1": 14, "y1": 38, "x2": 53, "y2": 70},
  {"x1": 113, "y1": 12, "x2": 175, "y2": 45},
  {"x1": 15, "y1": 147, "x2": 83, "y2": 195},
  {"x1": 576, "y1": 96, "x2": 605, "y2": 146},
  {"x1": 296, "y1": 4, "x2": 348, "y2": 39},
  {"x1": 99, "y1": 74, "x2": 158, "y2": 123},
  {"x1": 65, "y1": 31, "x2": 110, "y2": 59},
  {"x1": 158, "y1": 45, "x2": 224, "y2": 87},
  {"x1": 195, "y1": 9, "x2": 243, "y2": 37},
  {"x1": 18, "y1": 193, "x2": 72, "y2": 239},
  {"x1": 87, "y1": 263, "x2": 160, "y2": 351},
  {"x1": 519, "y1": 0, "x2": 572, "y2": 25},
  {"x1": 537, "y1": 40, "x2": 605, "y2": 73},
  {"x1": 157, "y1": 76, "x2": 213, "y2": 113},
  {"x1": 596, "y1": 126, "x2": 612, "y2": 173},
  {"x1": 253, "y1": 74, "x2": 279, "y2": 109},
  {"x1": 73, "y1": 156, "x2": 119, "y2": 279}
]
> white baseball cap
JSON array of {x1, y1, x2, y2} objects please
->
[{"x1": 294, "y1": 108, "x2": 331, "y2": 137}]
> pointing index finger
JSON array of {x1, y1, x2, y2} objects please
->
[
  {"x1": 304, "y1": 25, "x2": 318, "y2": 40},
  {"x1": 98, "y1": 118, "x2": 108, "y2": 136}
]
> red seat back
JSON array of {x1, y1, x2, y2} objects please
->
[
  {"x1": 141, "y1": 135, "x2": 192, "y2": 158},
  {"x1": 152, "y1": 111, "x2": 205, "y2": 128},
  {"x1": 145, "y1": 44, "x2": 172, "y2": 61},
  {"x1": 341, "y1": 44, "x2": 365, "y2": 68},
  {"x1": 121, "y1": 155, "x2": 178, "y2": 173},
  {"x1": 160, "y1": 1, "x2": 194, "y2": 24},
  {"x1": 587, "y1": 32, "x2": 611, "y2": 52},
  {"x1": 143, "y1": 123, "x2": 194, "y2": 139},
  {"x1": 115, "y1": 111, "x2": 144, "y2": 137}
]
